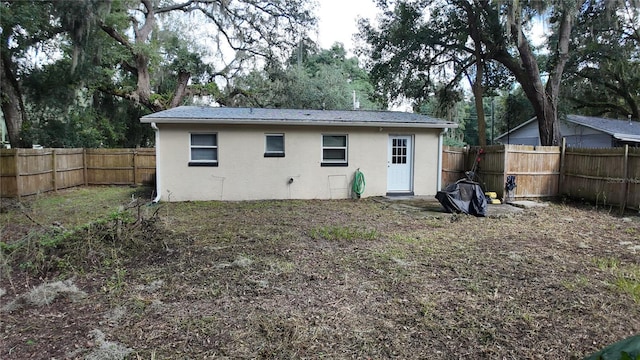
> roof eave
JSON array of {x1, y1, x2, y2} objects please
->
[
  {"x1": 141, "y1": 118, "x2": 458, "y2": 129},
  {"x1": 613, "y1": 133, "x2": 640, "y2": 142}
]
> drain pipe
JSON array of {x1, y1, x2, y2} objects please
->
[
  {"x1": 151, "y1": 122, "x2": 161, "y2": 203},
  {"x1": 436, "y1": 128, "x2": 448, "y2": 192}
]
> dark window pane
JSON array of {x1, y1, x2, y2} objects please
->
[
  {"x1": 191, "y1": 134, "x2": 217, "y2": 146},
  {"x1": 323, "y1": 135, "x2": 346, "y2": 147},
  {"x1": 191, "y1": 148, "x2": 217, "y2": 161},
  {"x1": 323, "y1": 149, "x2": 346, "y2": 160},
  {"x1": 266, "y1": 135, "x2": 284, "y2": 152}
]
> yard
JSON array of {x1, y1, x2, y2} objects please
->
[{"x1": 1, "y1": 186, "x2": 639, "y2": 359}]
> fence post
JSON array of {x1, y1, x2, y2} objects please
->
[
  {"x1": 83, "y1": 148, "x2": 88, "y2": 186},
  {"x1": 503, "y1": 144, "x2": 509, "y2": 200},
  {"x1": 621, "y1": 144, "x2": 629, "y2": 215},
  {"x1": 15, "y1": 149, "x2": 21, "y2": 199},
  {"x1": 133, "y1": 148, "x2": 138, "y2": 185},
  {"x1": 559, "y1": 138, "x2": 566, "y2": 196},
  {"x1": 52, "y1": 149, "x2": 58, "y2": 192}
]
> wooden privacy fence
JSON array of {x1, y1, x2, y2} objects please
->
[
  {"x1": 442, "y1": 144, "x2": 640, "y2": 211},
  {"x1": 1, "y1": 148, "x2": 155, "y2": 198},
  {"x1": 2, "y1": 146, "x2": 638, "y2": 210},
  {"x1": 561, "y1": 146, "x2": 640, "y2": 211}
]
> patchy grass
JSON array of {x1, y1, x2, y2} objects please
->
[
  {"x1": 1, "y1": 187, "x2": 639, "y2": 359},
  {"x1": 310, "y1": 225, "x2": 379, "y2": 241}
]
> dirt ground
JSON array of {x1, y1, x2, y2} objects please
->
[{"x1": 1, "y1": 187, "x2": 639, "y2": 359}]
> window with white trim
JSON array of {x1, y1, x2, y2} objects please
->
[
  {"x1": 264, "y1": 134, "x2": 285, "y2": 157},
  {"x1": 321, "y1": 134, "x2": 348, "y2": 166},
  {"x1": 189, "y1": 133, "x2": 218, "y2": 166}
]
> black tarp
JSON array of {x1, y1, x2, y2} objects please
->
[{"x1": 435, "y1": 179, "x2": 488, "y2": 217}]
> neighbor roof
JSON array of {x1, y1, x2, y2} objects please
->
[
  {"x1": 495, "y1": 114, "x2": 640, "y2": 142},
  {"x1": 568, "y1": 115, "x2": 640, "y2": 141},
  {"x1": 141, "y1": 106, "x2": 458, "y2": 129}
]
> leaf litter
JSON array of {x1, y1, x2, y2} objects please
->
[{"x1": 0, "y1": 187, "x2": 639, "y2": 359}]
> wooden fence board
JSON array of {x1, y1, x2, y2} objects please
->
[
  {"x1": 0, "y1": 150, "x2": 18, "y2": 197},
  {"x1": 561, "y1": 147, "x2": 628, "y2": 206},
  {"x1": 504, "y1": 145, "x2": 560, "y2": 199},
  {"x1": 441, "y1": 144, "x2": 634, "y2": 210},
  {"x1": 1, "y1": 148, "x2": 156, "y2": 198},
  {"x1": 442, "y1": 146, "x2": 466, "y2": 187},
  {"x1": 472, "y1": 145, "x2": 506, "y2": 198},
  {"x1": 54, "y1": 149, "x2": 85, "y2": 190},
  {"x1": 625, "y1": 148, "x2": 640, "y2": 210},
  {"x1": 0, "y1": 145, "x2": 636, "y2": 211}
]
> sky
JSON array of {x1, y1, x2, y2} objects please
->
[
  {"x1": 316, "y1": 0, "x2": 380, "y2": 54},
  {"x1": 315, "y1": 1, "x2": 548, "y2": 52}
]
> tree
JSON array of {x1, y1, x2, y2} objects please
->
[
  {"x1": 358, "y1": 0, "x2": 588, "y2": 146},
  {"x1": 1, "y1": 0, "x2": 316, "y2": 148},
  {"x1": 497, "y1": 88, "x2": 535, "y2": 136},
  {"x1": 226, "y1": 42, "x2": 383, "y2": 110},
  {"x1": 357, "y1": 1, "x2": 515, "y2": 146},
  {"x1": 1, "y1": 0, "x2": 66, "y2": 147},
  {"x1": 564, "y1": 0, "x2": 640, "y2": 120},
  {"x1": 94, "y1": 0, "x2": 315, "y2": 112}
]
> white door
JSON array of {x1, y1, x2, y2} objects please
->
[{"x1": 387, "y1": 135, "x2": 413, "y2": 193}]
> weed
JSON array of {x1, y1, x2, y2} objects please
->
[
  {"x1": 595, "y1": 257, "x2": 620, "y2": 271},
  {"x1": 268, "y1": 259, "x2": 296, "y2": 274},
  {"x1": 105, "y1": 268, "x2": 127, "y2": 295},
  {"x1": 1, "y1": 199, "x2": 166, "y2": 278},
  {"x1": 594, "y1": 258, "x2": 640, "y2": 302},
  {"x1": 310, "y1": 225, "x2": 378, "y2": 241},
  {"x1": 374, "y1": 246, "x2": 409, "y2": 263},
  {"x1": 391, "y1": 233, "x2": 421, "y2": 245},
  {"x1": 417, "y1": 298, "x2": 436, "y2": 318},
  {"x1": 561, "y1": 275, "x2": 590, "y2": 291},
  {"x1": 615, "y1": 277, "x2": 640, "y2": 303}
]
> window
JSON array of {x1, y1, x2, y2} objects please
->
[
  {"x1": 265, "y1": 134, "x2": 285, "y2": 157},
  {"x1": 321, "y1": 134, "x2": 348, "y2": 166},
  {"x1": 189, "y1": 133, "x2": 218, "y2": 166},
  {"x1": 391, "y1": 138, "x2": 408, "y2": 164}
]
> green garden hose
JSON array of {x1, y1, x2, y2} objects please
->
[{"x1": 352, "y1": 169, "x2": 365, "y2": 198}]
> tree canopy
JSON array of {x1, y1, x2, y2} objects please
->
[
  {"x1": 3, "y1": 0, "x2": 638, "y2": 148},
  {"x1": 1, "y1": 0, "x2": 317, "y2": 147},
  {"x1": 564, "y1": 0, "x2": 640, "y2": 120},
  {"x1": 224, "y1": 42, "x2": 383, "y2": 110},
  {"x1": 358, "y1": 0, "x2": 639, "y2": 146}
]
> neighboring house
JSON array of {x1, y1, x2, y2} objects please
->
[
  {"x1": 495, "y1": 114, "x2": 640, "y2": 147},
  {"x1": 141, "y1": 106, "x2": 457, "y2": 201}
]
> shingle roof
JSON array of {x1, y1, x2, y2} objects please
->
[
  {"x1": 141, "y1": 106, "x2": 457, "y2": 129},
  {"x1": 567, "y1": 114, "x2": 640, "y2": 137},
  {"x1": 495, "y1": 114, "x2": 640, "y2": 142}
]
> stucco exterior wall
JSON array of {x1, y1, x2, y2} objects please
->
[{"x1": 155, "y1": 123, "x2": 441, "y2": 201}]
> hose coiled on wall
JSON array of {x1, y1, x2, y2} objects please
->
[{"x1": 352, "y1": 169, "x2": 365, "y2": 198}]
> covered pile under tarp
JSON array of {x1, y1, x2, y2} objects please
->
[{"x1": 435, "y1": 179, "x2": 488, "y2": 217}]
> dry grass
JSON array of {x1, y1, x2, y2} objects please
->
[{"x1": 1, "y1": 187, "x2": 639, "y2": 359}]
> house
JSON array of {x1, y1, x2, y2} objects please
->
[
  {"x1": 141, "y1": 106, "x2": 457, "y2": 201},
  {"x1": 495, "y1": 114, "x2": 640, "y2": 147}
]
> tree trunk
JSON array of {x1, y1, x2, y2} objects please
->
[
  {"x1": 541, "y1": 10, "x2": 572, "y2": 146},
  {"x1": 170, "y1": 71, "x2": 192, "y2": 108},
  {"x1": 496, "y1": 20, "x2": 570, "y2": 145},
  {"x1": 0, "y1": 51, "x2": 28, "y2": 148},
  {"x1": 472, "y1": 82, "x2": 486, "y2": 146},
  {"x1": 465, "y1": 1, "x2": 487, "y2": 146}
]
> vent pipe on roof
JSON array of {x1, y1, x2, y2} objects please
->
[{"x1": 353, "y1": 90, "x2": 360, "y2": 110}]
